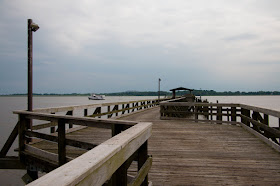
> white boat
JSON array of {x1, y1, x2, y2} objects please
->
[{"x1": 88, "y1": 94, "x2": 105, "y2": 100}]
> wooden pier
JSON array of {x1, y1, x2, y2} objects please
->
[{"x1": 1, "y1": 97, "x2": 280, "y2": 185}]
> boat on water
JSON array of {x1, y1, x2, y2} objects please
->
[{"x1": 88, "y1": 93, "x2": 105, "y2": 100}]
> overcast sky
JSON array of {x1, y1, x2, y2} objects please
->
[{"x1": 0, "y1": 0, "x2": 280, "y2": 94}]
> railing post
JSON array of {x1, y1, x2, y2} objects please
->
[
  {"x1": 217, "y1": 106, "x2": 222, "y2": 123},
  {"x1": 84, "y1": 109, "x2": 88, "y2": 116},
  {"x1": 210, "y1": 105, "x2": 213, "y2": 121},
  {"x1": 264, "y1": 114, "x2": 269, "y2": 126},
  {"x1": 138, "y1": 141, "x2": 148, "y2": 186},
  {"x1": 108, "y1": 106, "x2": 111, "y2": 118},
  {"x1": 231, "y1": 107, "x2": 236, "y2": 122},
  {"x1": 58, "y1": 119, "x2": 66, "y2": 166},
  {"x1": 50, "y1": 112, "x2": 55, "y2": 133},
  {"x1": 241, "y1": 108, "x2": 250, "y2": 126},
  {"x1": 66, "y1": 110, "x2": 73, "y2": 128},
  {"x1": 19, "y1": 115, "x2": 28, "y2": 162}
]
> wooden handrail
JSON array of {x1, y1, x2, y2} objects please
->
[
  {"x1": 27, "y1": 122, "x2": 152, "y2": 186},
  {"x1": 14, "y1": 111, "x2": 137, "y2": 127},
  {"x1": 160, "y1": 102, "x2": 280, "y2": 149},
  {"x1": 31, "y1": 98, "x2": 167, "y2": 113}
]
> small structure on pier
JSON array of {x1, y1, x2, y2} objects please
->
[{"x1": 170, "y1": 87, "x2": 195, "y2": 102}]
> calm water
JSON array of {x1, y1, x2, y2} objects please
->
[{"x1": 0, "y1": 95, "x2": 279, "y2": 185}]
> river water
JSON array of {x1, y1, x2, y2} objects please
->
[{"x1": 0, "y1": 95, "x2": 279, "y2": 185}]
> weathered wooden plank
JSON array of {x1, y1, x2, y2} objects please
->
[
  {"x1": 240, "y1": 104, "x2": 280, "y2": 118},
  {"x1": 27, "y1": 122, "x2": 152, "y2": 186},
  {"x1": 14, "y1": 111, "x2": 137, "y2": 127}
]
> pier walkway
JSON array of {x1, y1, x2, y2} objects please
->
[
  {"x1": 120, "y1": 107, "x2": 280, "y2": 185},
  {"x1": 1, "y1": 97, "x2": 280, "y2": 185}
]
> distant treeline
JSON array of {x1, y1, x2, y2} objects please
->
[{"x1": 2, "y1": 90, "x2": 280, "y2": 96}]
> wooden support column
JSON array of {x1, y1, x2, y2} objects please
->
[
  {"x1": 210, "y1": 106, "x2": 213, "y2": 121},
  {"x1": 122, "y1": 104, "x2": 125, "y2": 114},
  {"x1": 138, "y1": 141, "x2": 148, "y2": 186},
  {"x1": 50, "y1": 112, "x2": 55, "y2": 133},
  {"x1": 264, "y1": 114, "x2": 269, "y2": 126},
  {"x1": 66, "y1": 110, "x2": 73, "y2": 128},
  {"x1": 18, "y1": 115, "x2": 28, "y2": 162},
  {"x1": 58, "y1": 119, "x2": 66, "y2": 166},
  {"x1": 217, "y1": 106, "x2": 222, "y2": 123},
  {"x1": 241, "y1": 108, "x2": 251, "y2": 126},
  {"x1": 84, "y1": 109, "x2": 88, "y2": 117},
  {"x1": 107, "y1": 106, "x2": 111, "y2": 118},
  {"x1": 231, "y1": 107, "x2": 236, "y2": 122}
]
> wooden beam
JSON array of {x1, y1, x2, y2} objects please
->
[
  {"x1": 14, "y1": 111, "x2": 137, "y2": 127},
  {"x1": 0, "y1": 122, "x2": 19, "y2": 157}
]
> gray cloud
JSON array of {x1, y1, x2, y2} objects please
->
[{"x1": 0, "y1": 0, "x2": 280, "y2": 94}]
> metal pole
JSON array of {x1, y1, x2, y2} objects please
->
[{"x1": 27, "y1": 19, "x2": 33, "y2": 129}]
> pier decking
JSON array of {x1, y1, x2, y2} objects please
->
[
  {"x1": 120, "y1": 107, "x2": 280, "y2": 185},
  {"x1": 27, "y1": 107, "x2": 280, "y2": 185}
]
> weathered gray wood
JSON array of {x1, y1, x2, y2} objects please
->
[
  {"x1": 14, "y1": 111, "x2": 137, "y2": 127},
  {"x1": 121, "y1": 107, "x2": 280, "y2": 185},
  {"x1": 27, "y1": 122, "x2": 152, "y2": 186},
  {"x1": 240, "y1": 104, "x2": 280, "y2": 118},
  {"x1": 240, "y1": 123, "x2": 280, "y2": 152}
]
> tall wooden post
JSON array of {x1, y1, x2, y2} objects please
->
[
  {"x1": 27, "y1": 19, "x2": 33, "y2": 129},
  {"x1": 27, "y1": 19, "x2": 39, "y2": 129}
]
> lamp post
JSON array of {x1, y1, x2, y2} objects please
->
[
  {"x1": 158, "y1": 78, "x2": 161, "y2": 104},
  {"x1": 26, "y1": 18, "x2": 40, "y2": 182},
  {"x1": 27, "y1": 19, "x2": 39, "y2": 128}
]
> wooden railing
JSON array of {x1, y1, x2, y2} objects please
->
[
  {"x1": 14, "y1": 110, "x2": 152, "y2": 186},
  {"x1": 0, "y1": 98, "x2": 164, "y2": 184},
  {"x1": 160, "y1": 102, "x2": 280, "y2": 149},
  {"x1": 30, "y1": 98, "x2": 166, "y2": 133},
  {"x1": 0, "y1": 98, "x2": 163, "y2": 159}
]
